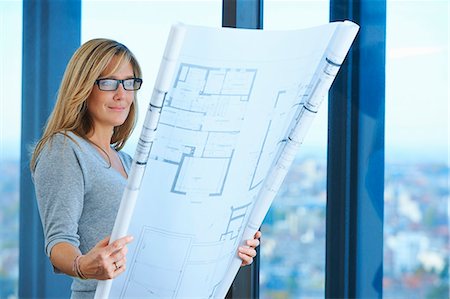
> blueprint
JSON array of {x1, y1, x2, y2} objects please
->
[{"x1": 95, "y1": 21, "x2": 358, "y2": 299}]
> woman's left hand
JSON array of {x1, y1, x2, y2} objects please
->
[{"x1": 238, "y1": 230, "x2": 262, "y2": 266}]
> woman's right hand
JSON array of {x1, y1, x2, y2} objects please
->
[{"x1": 78, "y1": 235, "x2": 134, "y2": 280}]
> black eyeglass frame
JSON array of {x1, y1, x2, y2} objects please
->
[{"x1": 95, "y1": 78, "x2": 143, "y2": 91}]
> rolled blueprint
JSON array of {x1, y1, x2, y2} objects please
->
[
  {"x1": 96, "y1": 20, "x2": 359, "y2": 299},
  {"x1": 214, "y1": 21, "x2": 359, "y2": 298},
  {"x1": 94, "y1": 24, "x2": 187, "y2": 299}
]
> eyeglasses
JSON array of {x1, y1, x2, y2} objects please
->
[{"x1": 95, "y1": 78, "x2": 143, "y2": 91}]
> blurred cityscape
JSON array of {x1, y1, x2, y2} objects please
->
[
  {"x1": 0, "y1": 156, "x2": 449, "y2": 298},
  {"x1": 0, "y1": 159, "x2": 19, "y2": 299},
  {"x1": 383, "y1": 163, "x2": 449, "y2": 299},
  {"x1": 259, "y1": 157, "x2": 449, "y2": 299},
  {"x1": 260, "y1": 157, "x2": 327, "y2": 299}
]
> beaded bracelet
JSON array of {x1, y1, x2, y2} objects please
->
[{"x1": 73, "y1": 255, "x2": 88, "y2": 280}]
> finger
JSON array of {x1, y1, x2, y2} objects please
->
[
  {"x1": 117, "y1": 256, "x2": 127, "y2": 268},
  {"x1": 246, "y1": 238, "x2": 260, "y2": 248},
  {"x1": 110, "y1": 244, "x2": 130, "y2": 265},
  {"x1": 113, "y1": 262, "x2": 127, "y2": 277},
  {"x1": 238, "y1": 252, "x2": 253, "y2": 266},
  {"x1": 112, "y1": 244, "x2": 129, "y2": 262},
  {"x1": 104, "y1": 261, "x2": 122, "y2": 279},
  {"x1": 239, "y1": 246, "x2": 257, "y2": 258},
  {"x1": 107, "y1": 235, "x2": 134, "y2": 255},
  {"x1": 109, "y1": 260, "x2": 122, "y2": 275},
  {"x1": 113, "y1": 255, "x2": 128, "y2": 270},
  {"x1": 254, "y1": 230, "x2": 262, "y2": 239},
  {"x1": 112, "y1": 251, "x2": 125, "y2": 263}
]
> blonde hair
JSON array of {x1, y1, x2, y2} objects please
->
[{"x1": 30, "y1": 38, "x2": 142, "y2": 171}]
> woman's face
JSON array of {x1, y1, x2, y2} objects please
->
[{"x1": 86, "y1": 56, "x2": 135, "y2": 132}]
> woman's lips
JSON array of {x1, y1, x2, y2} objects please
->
[{"x1": 109, "y1": 106, "x2": 126, "y2": 111}]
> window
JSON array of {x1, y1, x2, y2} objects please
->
[
  {"x1": 261, "y1": 1, "x2": 329, "y2": 298},
  {"x1": 0, "y1": 1, "x2": 22, "y2": 298},
  {"x1": 384, "y1": 1, "x2": 449, "y2": 298}
]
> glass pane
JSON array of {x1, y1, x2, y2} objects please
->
[
  {"x1": 82, "y1": 0, "x2": 222, "y2": 154},
  {"x1": 0, "y1": 0, "x2": 22, "y2": 298},
  {"x1": 384, "y1": 1, "x2": 449, "y2": 298},
  {"x1": 261, "y1": 1, "x2": 329, "y2": 298}
]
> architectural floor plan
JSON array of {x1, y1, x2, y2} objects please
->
[{"x1": 154, "y1": 64, "x2": 256, "y2": 198}]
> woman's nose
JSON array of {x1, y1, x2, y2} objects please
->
[{"x1": 114, "y1": 83, "x2": 126, "y2": 98}]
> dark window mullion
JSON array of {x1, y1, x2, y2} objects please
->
[{"x1": 326, "y1": 0, "x2": 386, "y2": 298}]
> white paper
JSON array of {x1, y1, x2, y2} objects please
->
[{"x1": 95, "y1": 21, "x2": 358, "y2": 299}]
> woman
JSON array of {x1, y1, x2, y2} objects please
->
[{"x1": 31, "y1": 38, "x2": 261, "y2": 298}]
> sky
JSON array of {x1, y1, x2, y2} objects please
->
[{"x1": 0, "y1": 0, "x2": 449, "y2": 164}]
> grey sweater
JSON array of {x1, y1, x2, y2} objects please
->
[{"x1": 33, "y1": 132, "x2": 132, "y2": 298}]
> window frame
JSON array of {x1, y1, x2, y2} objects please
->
[
  {"x1": 326, "y1": 1, "x2": 386, "y2": 298},
  {"x1": 20, "y1": 0, "x2": 81, "y2": 297}
]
